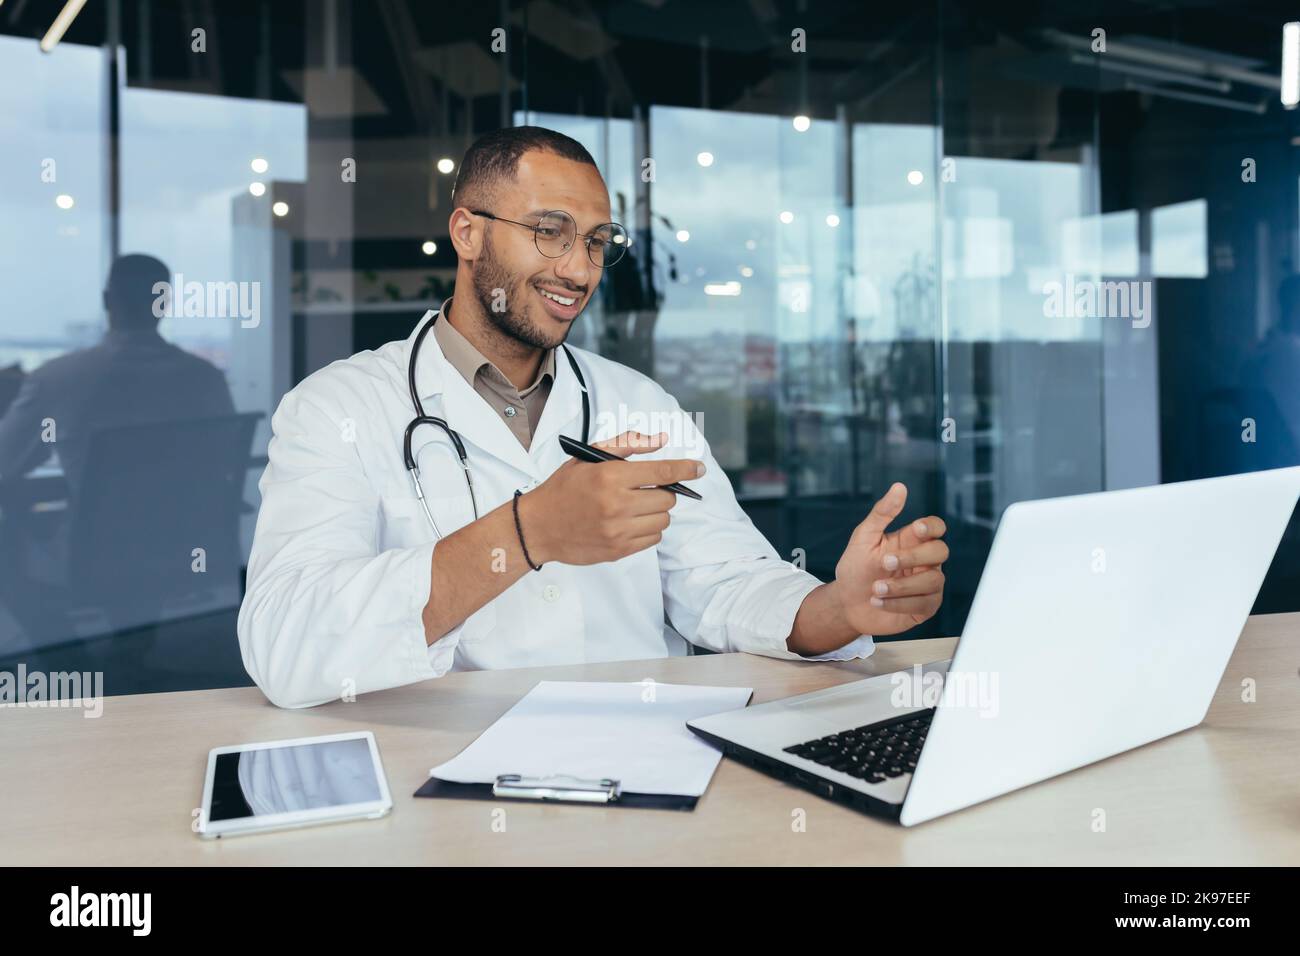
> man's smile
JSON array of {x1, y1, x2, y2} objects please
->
[{"x1": 533, "y1": 281, "x2": 585, "y2": 321}]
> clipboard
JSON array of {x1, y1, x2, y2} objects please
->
[
  {"x1": 413, "y1": 680, "x2": 753, "y2": 812},
  {"x1": 414, "y1": 773, "x2": 699, "y2": 810}
]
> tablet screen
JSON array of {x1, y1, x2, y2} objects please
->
[{"x1": 208, "y1": 736, "x2": 384, "y2": 822}]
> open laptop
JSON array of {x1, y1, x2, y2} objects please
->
[{"x1": 688, "y1": 466, "x2": 1300, "y2": 826}]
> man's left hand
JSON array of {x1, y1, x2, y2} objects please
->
[{"x1": 831, "y1": 482, "x2": 948, "y2": 636}]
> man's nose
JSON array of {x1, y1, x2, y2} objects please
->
[{"x1": 553, "y1": 238, "x2": 594, "y2": 288}]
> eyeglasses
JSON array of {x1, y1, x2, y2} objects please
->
[{"x1": 469, "y1": 209, "x2": 630, "y2": 268}]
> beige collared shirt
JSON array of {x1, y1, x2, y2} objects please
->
[{"x1": 432, "y1": 298, "x2": 555, "y2": 450}]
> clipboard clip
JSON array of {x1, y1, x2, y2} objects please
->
[{"x1": 493, "y1": 774, "x2": 622, "y2": 804}]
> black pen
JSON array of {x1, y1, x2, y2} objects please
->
[{"x1": 558, "y1": 434, "x2": 704, "y2": 500}]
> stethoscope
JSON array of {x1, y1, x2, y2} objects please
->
[{"x1": 403, "y1": 307, "x2": 590, "y2": 537}]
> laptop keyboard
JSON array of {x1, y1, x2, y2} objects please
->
[{"x1": 782, "y1": 709, "x2": 935, "y2": 784}]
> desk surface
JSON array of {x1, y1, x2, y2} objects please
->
[{"x1": 3, "y1": 613, "x2": 1298, "y2": 865}]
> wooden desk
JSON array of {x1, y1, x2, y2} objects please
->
[{"x1": 3, "y1": 613, "x2": 1298, "y2": 865}]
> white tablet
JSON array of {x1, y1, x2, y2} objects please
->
[{"x1": 197, "y1": 731, "x2": 393, "y2": 839}]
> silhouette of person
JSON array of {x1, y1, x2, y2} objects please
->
[
  {"x1": 0, "y1": 254, "x2": 234, "y2": 492},
  {"x1": 1238, "y1": 275, "x2": 1300, "y2": 469},
  {"x1": 0, "y1": 254, "x2": 235, "y2": 647}
]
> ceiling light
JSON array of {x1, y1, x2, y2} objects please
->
[{"x1": 1283, "y1": 23, "x2": 1299, "y2": 108}]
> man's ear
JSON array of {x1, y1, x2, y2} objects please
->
[{"x1": 448, "y1": 207, "x2": 481, "y2": 260}]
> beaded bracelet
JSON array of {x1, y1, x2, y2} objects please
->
[{"x1": 512, "y1": 490, "x2": 542, "y2": 571}]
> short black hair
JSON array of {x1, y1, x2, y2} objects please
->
[
  {"x1": 104, "y1": 253, "x2": 171, "y2": 330},
  {"x1": 452, "y1": 126, "x2": 599, "y2": 209}
]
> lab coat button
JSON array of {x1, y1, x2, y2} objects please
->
[{"x1": 543, "y1": 584, "x2": 560, "y2": 602}]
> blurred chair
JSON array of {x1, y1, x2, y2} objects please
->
[
  {"x1": 66, "y1": 412, "x2": 261, "y2": 635},
  {"x1": 0, "y1": 364, "x2": 23, "y2": 418}
]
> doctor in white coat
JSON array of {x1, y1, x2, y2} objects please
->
[{"x1": 238, "y1": 126, "x2": 949, "y2": 709}]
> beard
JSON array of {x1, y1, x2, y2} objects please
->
[{"x1": 470, "y1": 230, "x2": 572, "y2": 351}]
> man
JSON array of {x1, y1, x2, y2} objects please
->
[
  {"x1": 0, "y1": 254, "x2": 235, "y2": 492},
  {"x1": 0, "y1": 254, "x2": 235, "y2": 643},
  {"x1": 1238, "y1": 275, "x2": 1300, "y2": 466},
  {"x1": 238, "y1": 126, "x2": 948, "y2": 709}
]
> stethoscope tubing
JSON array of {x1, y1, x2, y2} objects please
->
[{"x1": 404, "y1": 309, "x2": 589, "y2": 538}]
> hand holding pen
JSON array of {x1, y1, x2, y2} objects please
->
[
  {"x1": 511, "y1": 431, "x2": 704, "y2": 567},
  {"x1": 559, "y1": 433, "x2": 703, "y2": 500}
]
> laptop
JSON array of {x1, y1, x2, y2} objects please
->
[{"x1": 688, "y1": 466, "x2": 1300, "y2": 826}]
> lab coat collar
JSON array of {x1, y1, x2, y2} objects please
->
[
  {"x1": 408, "y1": 307, "x2": 584, "y2": 478},
  {"x1": 530, "y1": 343, "x2": 586, "y2": 451}
]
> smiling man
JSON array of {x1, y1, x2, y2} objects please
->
[{"x1": 238, "y1": 126, "x2": 949, "y2": 708}]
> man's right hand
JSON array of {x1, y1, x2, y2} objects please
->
[{"x1": 518, "y1": 431, "x2": 705, "y2": 566}]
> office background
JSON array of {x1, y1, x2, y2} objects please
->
[{"x1": 2, "y1": 0, "x2": 1298, "y2": 695}]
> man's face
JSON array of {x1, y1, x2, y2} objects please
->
[{"x1": 469, "y1": 149, "x2": 612, "y2": 351}]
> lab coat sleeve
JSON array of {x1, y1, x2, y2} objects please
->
[
  {"x1": 238, "y1": 383, "x2": 454, "y2": 709},
  {"x1": 652, "y1": 394, "x2": 873, "y2": 663}
]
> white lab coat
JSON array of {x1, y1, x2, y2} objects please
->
[{"x1": 238, "y1": 310, "x2": 872, "y2": 708}]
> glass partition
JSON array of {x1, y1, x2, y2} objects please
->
[{"x1": 2, "y1": 0, "x2": 1297, "y2": 694}]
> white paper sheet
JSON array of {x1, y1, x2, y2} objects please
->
[{"x1": 428, "y1": 680, "x2": 753, "y2": 796}]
